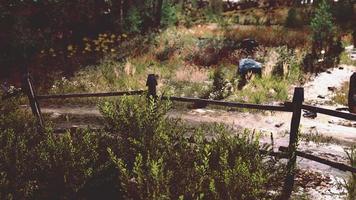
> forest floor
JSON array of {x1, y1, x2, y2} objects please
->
[{"x1": 37, "y1": 64, "x2": 356, "y2": 199}]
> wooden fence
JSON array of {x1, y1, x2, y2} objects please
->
[{"x1": 16, "y1": 73, "x2": 356, "y2": 199}]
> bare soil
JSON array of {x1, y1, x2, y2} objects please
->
[{"x1": 38, "y1": 64, "x2": 356, "y2": 199}]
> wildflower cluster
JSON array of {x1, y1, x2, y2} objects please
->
[{"x1": 39, "y1": 33, "x2": 128, "y2": 58}]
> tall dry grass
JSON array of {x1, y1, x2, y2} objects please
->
[
  {"x1": 224, "y1": 26, "x2": 311, "y2": 48},
  {"x1": 174, "y1": 65, "x2": 209, "y2": 83}
]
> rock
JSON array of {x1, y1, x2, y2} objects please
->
[
  {"x1": 327, "y1": 87, "x2": 336, "y2": 92},
  {"x1": 268, "y1": 88, "x2": 276, "y2": 96},
  {"x1": 303, "y1": 110, "x2": 317, "y2": 119},
  {"x1": 338, "y1": 67, "x2": 344, "y2": 70},
  {"x1": 326, "y1": 70, "x2": 332, "y2": 74},
  {"x1": 265, "y1": 119, "x2": 274, "y2": 124},
  {"x1": 317, "y1": 95, "x2": 325, "y2": 99},
  {"x1": 275, "y1": 122, "x2": 284, "y2": 128},
  {"x1": 50, "y1": 112, "x2": 61, "y2": 119}
]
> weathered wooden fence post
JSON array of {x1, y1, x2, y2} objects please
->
[
  {"x1": 348, "y1": 72, "x2": 356, "y2": 113},
  {"x1": 146, "y1": 74, "x2": 157, "y2": 101},
  {"x1": 280, "y1": 87, "x2": 304, "y2": 200},
  {"x1": 22, "y1": 72, "x2": 44, "y2": 128}
]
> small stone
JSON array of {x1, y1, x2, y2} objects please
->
[
  {"x1": 268, "y1": 88, "x2": 276, "y2": 95},
  {"x1": 265, "y1": 119, "x2": 274, "y2": 124},
  {"x1": 275, "y1": 122, "x2": 284, "y2": 128},
  {"x1": 317, "y1": 95, "x2": 325, "y2": 99},
  {"x1": 326, "y1": 70, "x2": 332, "y2": 74},
  {"x1": 338, "y1": 67, "x2": 344, "y2": 70},
  {"x1": 327, "y1": 87, "x2": 336, "y2": 92},
  {"x1": 50, "y1": 112, "x2": 61, "y2": 118}
]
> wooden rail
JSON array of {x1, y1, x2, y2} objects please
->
[
  {"x1": 37, "y1": 90, "x2": 146, "y2": 100},
  {"x1": 19, "y1": 73, "x2": 356, "y2": 200},
  {"x1": 279, "y1": 146, "x2": 356, "y2": 173},
  {"x1": 162, "y1": 96, "x2": 292, "y2": 112},
  {"x1": 301, "y1": 104, "x2": 356, "y2": 121}
]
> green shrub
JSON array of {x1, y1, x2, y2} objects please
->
[
  {"x1": 208, "y1": 68, "x2": 234, "y2": 100},
  {"x1": 123, "y1": 7, "x2": 143, "y2": 34},
  {"x1": 161, "y1": 1, "x2": 178, "y2": 27},
  {"x1": 1, "y1": 96, "x2": 282, "y2": 199},
  {"x1": 310, "y1": 0, "x2": 335, "y2": 54},
  {"x1": 0, "y1": 97, "x2": 109, "y2": 199},
  {"x1": 100, "y1": 96, "x2": 280, "y2": 199}
]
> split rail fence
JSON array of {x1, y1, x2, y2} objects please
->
[{"x1": 12, "y1": 73, "x2": 356, "y2": 199}]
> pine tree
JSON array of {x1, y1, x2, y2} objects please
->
[{"x1": 310, "y1": 0, "x2": 335, "y2": 54}]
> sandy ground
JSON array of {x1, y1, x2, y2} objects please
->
[{"x1": 39, "y1": 64, "x2": 356, "y2": 199}]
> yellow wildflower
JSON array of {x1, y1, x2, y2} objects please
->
[{"x1": 67, "y1": 45, "x2": 73, "y2": 51}]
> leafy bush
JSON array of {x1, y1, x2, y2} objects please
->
[
  {"x1": 1, "y1": 93, "x2": 283, "y2": 199},
  {"x1": 310, "y1": 0, "x2": 335, "y2": 54},
  {"x1": 0, "y1": 97, "x2": 111, "y2": 199},
  {"x1": 123, "y1": 7, "x2": 143, "y2": 34},
  {"x1": 161, "y1": 1, "x2": 178, "y2": 27},
  {"x1": 100, "y1": 96, "x2": 280, "y2": 199},
  {"x1": 208, "y1": 68, "x2": 234, "y2": 100}
]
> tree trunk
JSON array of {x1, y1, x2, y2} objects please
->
[
  {"x1": 112, "y1": 0, "x2": 122, "y2": 32},
  {"x1": 155, "y1": 0, "x2": 163, "y2": 28}
]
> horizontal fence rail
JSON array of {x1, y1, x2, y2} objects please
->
[
  {"x1": 162, "y1": 96, "x2": 292, "y2": 112},
  {"x1": 279, "y1": 146, "x2": 356, "y2": 173},
  {"x1": 37, "y1": 90, "x2": 146, "y2": 100},
  {"x1": 20, "y1": 73, "x2": 356, "y2": 200},
  {"x1": 301, "y1": 104, "x2": 356, "y2": 121}
]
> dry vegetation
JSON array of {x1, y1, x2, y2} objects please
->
[{"x1": 45, "y1": 23, "x2": 309, "y2": 106}]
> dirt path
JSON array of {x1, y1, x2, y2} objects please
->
[{"x1": 39, "y1": 65, "x2": 355, "y2": 199}]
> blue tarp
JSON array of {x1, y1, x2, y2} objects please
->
[{"x1": 238, "y1": 59, "x2": 262, "y2": 74}]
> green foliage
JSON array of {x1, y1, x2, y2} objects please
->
[
  {"x1": 123, "y1": 7, "x2": 143, "y2": 34},
  {"x1": 227, "y1": 76, "x2": 290, "y2": 104},
  {"x1": 0, "y1": 94, "x2": 282, "y2": 199},
  {"x1": 310, "y1": 0, "x2": 335, "y2": 50},
  {"x1": 0, "y1": 98, "x2": 107, "y2": 199},
  {"x1": 209, "y1": 68, "x2": 234, "y2": 100},
  {"x1": 161, "y1": 1, "x2": 178, "y2": 27},
  {"x1": 99, "y1": 96, "x2": 279, "y2": 199}
]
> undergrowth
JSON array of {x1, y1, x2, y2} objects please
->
[{"x1": 0, "y1": 95, "x2": 284, "y2": 199}]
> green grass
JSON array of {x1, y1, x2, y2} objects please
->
[
  {"x1": 300, "y1": 132, "x2": 339, "y2": 145},
  {"x1": 332, "y1": 81, "x2": 349, "y2": 106},
  {"x1": 340, "y1": 51, "x2": 356, "y2": 66}
]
